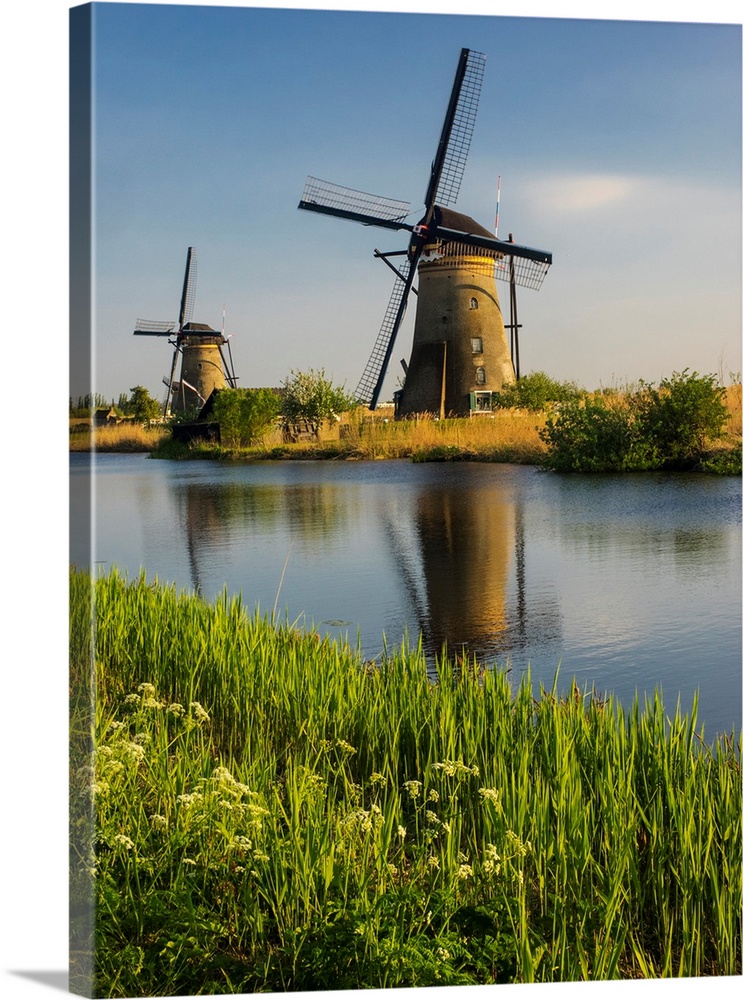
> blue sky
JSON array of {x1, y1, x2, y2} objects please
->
[{"x1": 72, "y1": 1, "x2": 741, "y2": 404}]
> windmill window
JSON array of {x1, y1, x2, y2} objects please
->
[
  {"x1": 471, "y1": 337, "x2": 483, "y2": 354},
  {"x1": 470, "y1": 297, "x2": 479, "y2": 309},
  {"x1": 475, "y1": 367, "x2": 486, "y2": 385}
]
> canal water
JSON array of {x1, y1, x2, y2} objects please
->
[{"x1": 70, "y1": 453, "x2": 741, "y2": 738}]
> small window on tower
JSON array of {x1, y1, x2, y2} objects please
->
[
  {"x1": 471, "y1": 337, "x2": 483, "y2": 354},
  {"x1": 475, "y1": 367, "x2": 486, "y2": 385},
  {"x1": 470, "y1": 297, "x2": 479, "y2": 309}
]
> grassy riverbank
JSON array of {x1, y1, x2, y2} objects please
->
[
  {"x1": 71, "y1": 382, "x2": 742, "y2": 471},
  {"x1": 70, "y1": 567, "x2": 742, "y2": 995}
]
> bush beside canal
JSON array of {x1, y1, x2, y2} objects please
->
[{"x1": 70, "y1": 567, "x2": 742, "y2": 995}]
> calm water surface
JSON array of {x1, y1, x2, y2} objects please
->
[{"x1": 70, "y1": 453, "x2": 741, "y2": 738}]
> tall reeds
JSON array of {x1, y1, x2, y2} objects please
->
[
  {"x1": 69, "y1": 422, "x2": 170, "y2": 452},
  {"x1": 73, "y1": 567, "x2": 741, "y2": 994}
]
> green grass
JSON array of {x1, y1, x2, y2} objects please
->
[{"x1": 70, "y1": 566, "x2": 742, "y2": 995}]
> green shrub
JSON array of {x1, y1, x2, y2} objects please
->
[
  {"x1": 495, "y1": 371, "x2": 583, "y2": 412},
  {"x1": 211, "y1": 387, "x2": 280, "y2": 448},
  {"x1": 539, "y1": 397, "x2": 652, "y2": 472},
  {"x1": 634, "y1": 370, "x2": 728, "y2": 466},
  {"x1": 540, "y1": 371, "x2": 731, "y2": 473}
]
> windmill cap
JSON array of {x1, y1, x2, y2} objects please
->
[
  {"x1": 182, "y1": 322, "x2": 218, "y2": 334},
  {"x1": 433, "y1": 205, "x2": 494, "y2": 238}
]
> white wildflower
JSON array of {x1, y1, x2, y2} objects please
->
[
  {"x1": 506, "y1": 830, "x2": 530, "y2": 856},
  {"x1": 177, "y1": 791, "x2": 204, "y2": 807},
  {"x1": 113, "y1": 834, "x2": 135, "y2": 852},
  {"x1": 403, "y1": 780, "x2": 422, "y2": 799},
  {"x1": 432, "y1": 759, "x2": 479, "y2": 778},
  {"x1": 189, "y1": 702, "x2": 210, "y2": 724},
  {"x1": 457, "y1": 864, "x2": 474, "y2": 880},
  {"x1": 122, "y1": 741, "x2": 146, "y2": 763},
  {"x1": 478, "y1": 787, "x2": 501, "y2": 806}
]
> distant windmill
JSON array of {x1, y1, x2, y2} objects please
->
[
  {"x1": 298, "y1": 48, "x2": 552, "y2": 416},
  {"x1": 133, "y1": 247, "x2": 238, "y2": 415}
]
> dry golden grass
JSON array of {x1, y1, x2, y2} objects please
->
[
  {"x1": 723, "y1": 383, "x2": 742, "y2": 440},
  {"x1": 69, "y1": 421, "x2": 170, "y2": 452},
  {"x1": 338, "y1": 409, "x2": 547, "y2": 461},
  {"x1": 249, "y1": 408, "x2": 548, "y2": 463}
]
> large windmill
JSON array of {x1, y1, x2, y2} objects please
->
[
  {"x1": 298, "y1": 48, "x2": 552, "y2": 416},
  {"x1": 133, "y1": 247, "x2": 238, "y2": 416}
]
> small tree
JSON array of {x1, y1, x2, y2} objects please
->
[
  {"x1": 211, "y1": 388, "x2": 280, "y2": 449},
  {"x1": 128, "y1": 386, "x2": 161, "y2": 424},
  {"x1": 280, "y1": 368, "x2": 356, "y2": 436}
]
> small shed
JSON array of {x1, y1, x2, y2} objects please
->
[{"x1": 93, "y1": 406, "x2": 118, "y2": 427}]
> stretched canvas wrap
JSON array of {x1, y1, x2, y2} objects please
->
[{"x1": 69, "y1": 2, "x2": 742, "y2": 997}]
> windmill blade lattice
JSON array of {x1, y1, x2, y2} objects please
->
[
  {"x1": 178, "y1": 246, "x2": 198, "y2": 329},
  {"x1": 493, "y1": 254, "x2": 551, "y2": 291},
  {"x1": 299, "y1": 177, "x2": 412, "y2": 229},
  {"x1": 354, "y1": 255, "x2": 412, "y2": 406},
  {"x1": 133, "y1": 319, "x2": 177, "y2": 336},
  {"x1": 433, "y1": 238, "x2": 551, "y2": 291},
  {"x1": 426, "y1": 49, "x2": 486, "y2": 210}
]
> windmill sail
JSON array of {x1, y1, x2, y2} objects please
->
[
  {"x1": 424, "y1": 48, "x2": 486, "y2": 210},
  {"x1": 133, "y1": 319, "x2": 176, "y2": 336},
  {"x1": 299, "y1": 177, "x2": 412, "y2": 230},
  {"x1": 178, "y1": 247, "x2": 198, "y2": 329},
  {"x1": 354, "y1": 256, "x2": 413, "y2": 406}
]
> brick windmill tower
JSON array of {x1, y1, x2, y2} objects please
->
[
  {"x1": 298, "y1": 48, "x2": 552, "y2": 417},
  {"x1": 134, "y1": 247, "x2": 238, "y2": 415}
]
